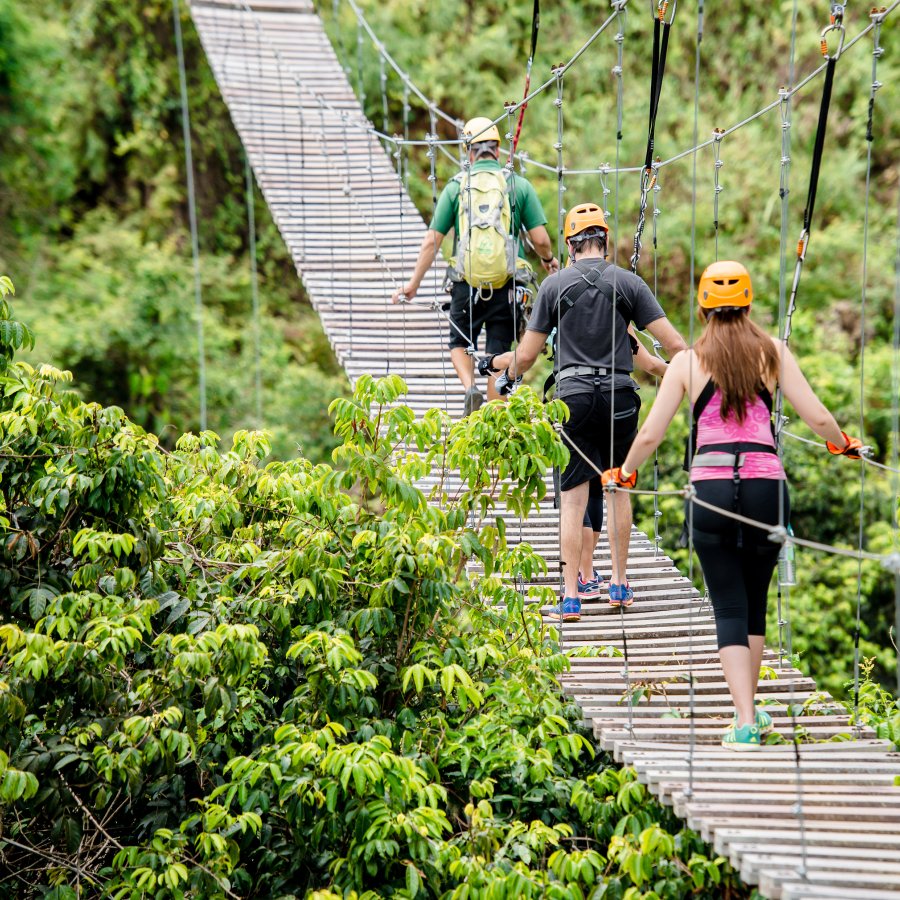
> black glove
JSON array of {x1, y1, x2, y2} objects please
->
[
  {"x1": 477, "y1": 355, "x2": 499, "y2": 377},
  {"x1": 495, "y1": 369, "x2": 522, "y2": 397}
]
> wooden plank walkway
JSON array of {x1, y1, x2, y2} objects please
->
[{"x1": 189, "y1": 2, "x2": 900, "y2": 896}]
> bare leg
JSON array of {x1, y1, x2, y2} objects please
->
[
  {"x1": 719, "y1": 644, "x2": 756, "y2": 726},
  {"x1": 749, "y1": 634, "x2": 765, "y2": 702},
  {"x1": 486, "y1": 371, "x2": 499, "y2": 401},
  {"x1": 560, "y1": 483, "x2": 589, "y2": 598},
  {"x1": 608, "y1": 489, "x2": 632, "y2": 585},
  {"x1": 579, "y1": 527, "x2": 600, "y2": 580},
  {"x1": 450, "y1": 347, "x2": 475, "y2": 391}
]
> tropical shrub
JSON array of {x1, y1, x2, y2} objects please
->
[{"x1": 0, "y1": 288, "x2": 744, "y2": 897}]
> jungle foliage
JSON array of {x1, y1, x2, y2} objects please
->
[{"x1": 0, "y1": 287, "x2": 749, "y2": 897}]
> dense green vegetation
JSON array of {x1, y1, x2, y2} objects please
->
[
  {"x1": 0, "y1": 286, "x2": 756, "y2": 896},
  {"x1": 0, "y1": 0, "x2": 346, "y2": 462}
]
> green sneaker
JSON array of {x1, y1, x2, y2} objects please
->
[
  {"x1": 733, "y1": 706, "x2": 774, "y2": 733},
  {"x1": 722, "y1": 722, "x2": 761, "y2": 751}
]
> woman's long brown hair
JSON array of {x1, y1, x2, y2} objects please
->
[{"x1": 693, "y1": 308, "x2": 780, "y2": 424}]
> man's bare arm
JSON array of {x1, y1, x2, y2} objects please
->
[
  {"x1": 391, "y1": 228, "x2": 446, "y2": 303},
  {"x1": 644, "y1": 316, "x2": 687, "y2": 358}
]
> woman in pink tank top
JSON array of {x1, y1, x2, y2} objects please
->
[{"x1": 605, "y1": 261, "x2": 862, "y2": 750}]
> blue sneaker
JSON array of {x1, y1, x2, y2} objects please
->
[
  {"x1": 552, "y1": 597, "x2": 582, "y2": 622},
  {"x1": 577, "y1": 571, "x2": 604, "y2": 600},
  {"x1": 608, "y1": 582, "x2": 634, "y2": 608}
]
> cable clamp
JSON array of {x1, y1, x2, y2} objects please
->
[
  {"x1": 768, "y1": 525, "x2": 788, "y2": 546},
  {"x1": 881, "y1": 552, "x2": 900, "y2": 575}
]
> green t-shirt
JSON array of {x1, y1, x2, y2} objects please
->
[{"x1": 429, "y1": 160, "x2": 547, "y2": 258}]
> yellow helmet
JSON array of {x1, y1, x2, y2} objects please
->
[
  {"x1": 564, "y1": 202, "x2": 610, "y2": 239},
  {"x1": 698, "y1": 260, "x2": 753, "y2": 309},
  {"x1": 462, "y1": 117, "x2": 501, "y2": 145}
]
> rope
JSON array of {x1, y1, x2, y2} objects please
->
[{"x1": 173, "y1": 0, "x2": 208, "y2": 431}]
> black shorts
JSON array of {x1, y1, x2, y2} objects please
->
[
  {"x1": 559, "y1": 387, "x2": 640, "y2": 492},
  {"x1": 447, "y1": 280, "x2": 516, "y2": 353}
]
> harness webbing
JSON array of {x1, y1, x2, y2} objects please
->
[
  {"x1": 510, "y1": 0, "x2": 541, "y2": 159},
  {"x1": 631, "y1": 1, "x2": 676, "y2": 274},
  {"x1": 782, "y1": 22, "x2": 843, "y2": 347}
]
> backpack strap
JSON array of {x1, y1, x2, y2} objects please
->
[{"x1": 683, "y1": 380, "x2": 777, "y2": 471}]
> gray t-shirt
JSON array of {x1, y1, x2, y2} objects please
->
[{"x1": 527, "y1": 259, "x2": 666, "y2": 397}]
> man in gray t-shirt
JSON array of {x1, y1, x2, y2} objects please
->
[{"x1": 483, "y1": 202, "x2": 685, "y2": 620}]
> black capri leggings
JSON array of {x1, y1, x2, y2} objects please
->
[{"x1": 689, "y1": 478, "x2": 790, "y2": 650}]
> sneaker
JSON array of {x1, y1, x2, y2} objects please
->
[
  {"x1": 608, "y1": 582, "x2": 634, "y2": 608},
  {"x1": 464, "y1": 386, "x2": 484, "y2": 416},
  {"x1": 577, "y1": 572, "x2": 603, "y2": 600},
  {"x1": 733, "y1": 706, "x2": 773, "y2": 733},
  {"x1": 722, "y1": 722, "x2": 761, "y2": 751},
  {"x1": 551, "y1": 596, "x2": 582, "y2": 622}
]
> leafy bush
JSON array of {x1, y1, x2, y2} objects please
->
[{"x1": 0, "y1": 291, "x2": 745, "y2": 897}]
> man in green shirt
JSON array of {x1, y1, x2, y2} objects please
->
[{"x1": 392, "y1": 116, "x2": 558, "y2": 415}]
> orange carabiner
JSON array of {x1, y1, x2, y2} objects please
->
[{"x1": 820, "y1": 21, "x2": 846, "y2": 59}]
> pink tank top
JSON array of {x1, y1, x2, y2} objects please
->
[{"x1": 691, "y1": 386, "x2": 786, "y2": 482}]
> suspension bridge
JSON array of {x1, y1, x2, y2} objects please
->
[{"x1": 186, "y1": 0, "x2": 900, "y2": 896}]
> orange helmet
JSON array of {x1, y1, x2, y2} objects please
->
[
  {"x1": 564, "y1": 202, "x2": 609, "y2": 239},
  {"x1": 698, "y1": 260, "x2": 753, "y2": 309}
]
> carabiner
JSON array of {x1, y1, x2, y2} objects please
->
[
  {"x1": 820, "y1": 21, "x2": 846, "y2": 60},
  {"x1": 654, "y1": 0, "x2": 676, "y2": 24}
]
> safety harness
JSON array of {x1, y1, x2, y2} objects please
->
[
  {"x1": 542, "y1": 261, "x2": 635, "y2": 400},
  {"x1": 686, "y1": 380, "x2": 780, "y2": 548}
]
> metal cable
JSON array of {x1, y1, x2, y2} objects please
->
[
  {"x1": 684, "y1": 0, "x2": 702, "y2": 811},
  {"x1": 852, "y1": 9, "x2": 884, "y2": 729},
  {"x1": 173, "y1": 0, "x2": 208, "y2": 431}
]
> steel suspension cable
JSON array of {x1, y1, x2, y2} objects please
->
[
  {"x1": 173, "y1": 0, "x2": 208, "y2": 431},
  {"x1": 245, "y1": 153, "x2": 263, "y2": 427},
  {"x1": 852, "y1": 8, "x2": 885, "y2": 727},
  {"x1": 683, "y1": 0, "x2": 702, "y2": 811},
  {"x1": 711, "y1": 129, "x2": 724, "y2": 260},
  {"x1": 893, "y1": 166, "x2": 900, "y2": 693},
  {"x1": 606, "y1": 3, "x2": 634, "y2": 736},
  {"x1": 773, "y1": 0, "x2": 800, "y2": 673}
]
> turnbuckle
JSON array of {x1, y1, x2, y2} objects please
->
[{"x1": 820, "y1": 20, "x2": 846, "y2": 60}]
